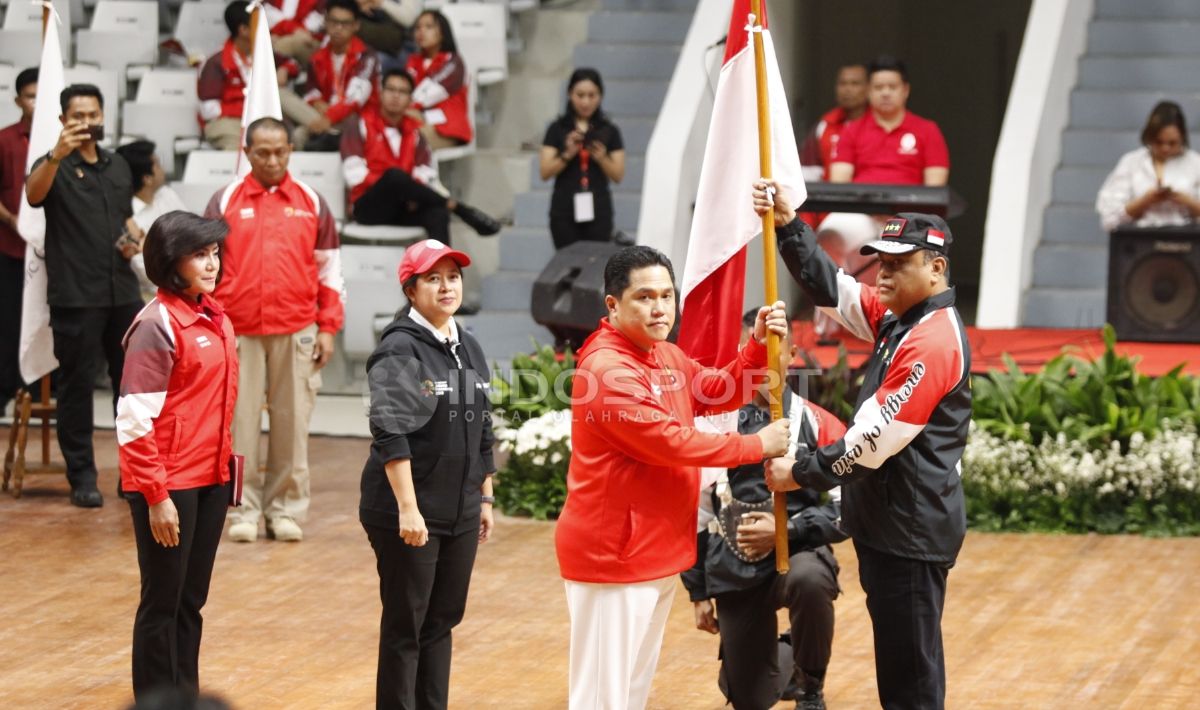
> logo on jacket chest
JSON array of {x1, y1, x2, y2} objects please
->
[
  {"x1": 195, "y1": 335, "x2": 213, "y2": 349},
  {"x1": 420, "y1": 379, "x2": 452, "y2": 397}
]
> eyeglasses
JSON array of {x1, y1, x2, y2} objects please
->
[
  {"x1": 381, "y1": 86, "x2": 412, "y2": 95},
  {"x1": 325, "y1": 17, "x2": 356, "y2": 27}
]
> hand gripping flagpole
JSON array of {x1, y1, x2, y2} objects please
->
[{"x1": 747, "y1": 0, "x2": 790, "y2": 574}]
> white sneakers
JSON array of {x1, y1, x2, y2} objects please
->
[
  {"x1": 267, "y1": 517, "x2": 303, "y2": 542},
  {"x1": 227, "y1": 517, "x2": 304, "y2": 542},
  {"x1": 228, "y1": 521, "x2": 257, "y2": 543}
]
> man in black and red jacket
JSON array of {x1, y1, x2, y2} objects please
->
[{"x1": 753, "y1": 179, "x2": 970, "y2": 710}]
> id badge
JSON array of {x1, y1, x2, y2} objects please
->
[
  {"x1": 424, "y1": 108, "x2": 447, "y2": 126},
  {"x1": 573, "y1": 191, "x2": 595, "y2": 223}
]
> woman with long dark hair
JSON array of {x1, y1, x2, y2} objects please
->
[
  {"x1": 117, "y1": 211, "x2": 239, "y2": 699},
  {"x1": 540, "y1": 68, "x2": 626, "y2": 249},
  {"x1": 359, "y1": 238, "x2": 496, "y2": 709},
  {"x1": 405, "y1": 9, "x2": 472, "y2": 150},
  {"x1": 1097, "y1": 100, "x2": 1200, "y2": 231}
]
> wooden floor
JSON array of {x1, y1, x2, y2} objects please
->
[{"x1": 2, "y1": 430, "x2": 1199, "y2": 709}]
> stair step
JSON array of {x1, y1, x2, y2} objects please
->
[
  {"x1": 601, "y1": 79, "x2": 669, "y2": 115},
  {"x1": 601, "y1": 0, "x2": 700, "y2": 12},
  {"x1": 1022, "y1": 288, "x2": 1107, "y2": 329},
  {"x1": 481, "y1": 270, "x2": 539, "y2": 312},
  {"x1": 589, "y1": 11, "x2": 693, "y2": 44},
  {"x1": 1087, "y1": 20, "x2": 1200, "y2": 55},
  {"x1": 1069, "y1": 89, "x2": 1200, "y2": 130},
  {"x1": 1061, "y1": 129, "x2": 1138, "y2": 167},
  {"x1": 573, "y1": 43, "x2": 682, "y2": 80},
  {"x1": 514, "y1": 190, "x2": 642, "y2": 232},
  {"x1": 1031, "y1": 244, "x2": 1110, "y2": 289},
  {"x1": 1042, "y1": 205, "x2": 1106, "y2": 245},
  {"x1": 1078, "y1": 57, "x2": 1200, "y2": 91},
  {"x1": 525, "y1": 153, "x2": 646, "y2": 195},
  {"x1": 498, "y1": 227, "x2": 556, "y2": 272},
  {"x1": 457, "y1": 310, "x2": 556, "y2": 366},
  {"x1": 1052, "y1": 166, "x2": 1110, "y2": 205},
  {"x1": 1095, "y1": 0, "x2": 1200, "y2": 20}
]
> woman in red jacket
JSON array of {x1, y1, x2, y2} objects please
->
[
  {"x1": 405, "y1": 10, "x2": 472, "y2": 150},
  {"x1": 116, "y1": 211, "x2": 239, "y2": 700}
]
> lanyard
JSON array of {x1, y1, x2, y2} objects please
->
[{"x1": 578, "y1": 147, "x2": 590, "y2": 191}]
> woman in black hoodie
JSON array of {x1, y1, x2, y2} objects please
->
[{"x1": 359, "y1": 238, "x2": 496, "y2": 709}]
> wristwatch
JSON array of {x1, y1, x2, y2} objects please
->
[
  {"x1": 481, "y1": 495, "x2": 495, "y2": 505},
  {"x1": 45, "y1": 150, "x2": 60, "y2": 165}
]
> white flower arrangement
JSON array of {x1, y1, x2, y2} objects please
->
[{"x1": 495, "y1": 410, "x2": 572, "y2": 467}]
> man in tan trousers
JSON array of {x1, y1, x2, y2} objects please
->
[{"x1": 205, "y1": 117, "x2": 345, "y2": 542}]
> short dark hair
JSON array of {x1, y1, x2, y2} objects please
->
[
  {"x1": 920, "y1": 248, "x2": 951, "y2": 282},
  {"x1": 245, "y1": 116, "x2": 290, "y2": 148},
  {"x1": 742, "y1": 308, "x2": 759, "y2": 330},
  {"x1": 382, "y1": 68, "x2": 414, "y2": 91},
  {"x1": 143, "y1": 212, "x2": 228, "y2": 295},
  {"x1": 603, "y1": 246, "x2": 676, "y2": 299},
  {"x1": 60, "y1": 84, "x2": 103, "y2": 114},
  {"x1": 838, "y1": 62, "x2": 867, "y2": 76},
  {"x1": 116, "y1": 140, "x2": 156, "y2": 189},
  {"x1": 326, "y1": 0, "x2": 360, "y2": 19},
  {"x1": 16, "y1": 67, "x2": 38, "y2": 94},
  {"x1": 867, "y1": 55, "x2": 908, "y2": 83},
  {"x1": 224, "y1": 0, "x2": 250, "y2": 37},
  {"x1": 1141, "y1": 100, "x2": 1189, "y2": 148},
  {"x1": 417, "y1": 10, "x2": 457, "y2": 54}
]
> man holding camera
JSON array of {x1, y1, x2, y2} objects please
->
[{"x1": 26, "y1": 83, "x2": 143, "y2": 508}]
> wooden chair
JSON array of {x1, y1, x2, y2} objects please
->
[{"x1": 3, "y1": 377, "x2": 66, "y2": 498}]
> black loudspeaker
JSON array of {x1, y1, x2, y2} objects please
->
[
  {"x1": 1107, "y1": 227, "x2": 1200, "y2": 343},
  {"x1": 532, "y1": 241, "x2": 622, "y2": 350}
]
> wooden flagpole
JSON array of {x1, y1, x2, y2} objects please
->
[{"x1": 748, "y1": 0, "x2": 789, "y2": 574}]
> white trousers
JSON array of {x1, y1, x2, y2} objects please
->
[{"x1": 565, "y1": 576, "x2": 677, "y2": 710}]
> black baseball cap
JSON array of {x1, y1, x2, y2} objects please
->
[{"x1": 860, "y1": 213, "x2": 953, "y2": 256}]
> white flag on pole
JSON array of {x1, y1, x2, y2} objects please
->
[
  {"x1": 16, "y1": 3, "x2": 67, "y2": 383},
  {"x1": 236, "y1": 3, "x2": 283, "y2": 176}
]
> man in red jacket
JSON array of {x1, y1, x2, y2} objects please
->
[
  {"x1": 204, "y1": 117, "x2": 345, "y2": 543},
  {"x1": 298, "y1": 0, "x2": 379, "y2": 151},
  {"x1": 554, "y1": 245, "x2": 792, "y2": 710}
]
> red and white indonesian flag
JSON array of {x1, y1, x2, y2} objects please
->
[
  {"x1": 16, "y1": 5, "x2": 67, "y2": 383},
  {"x1": 677, "y1": 0, "x2": 805, "y2": 369},
  {"x1": 235, "y1": 2, "x2": 283, "y2": 176}
]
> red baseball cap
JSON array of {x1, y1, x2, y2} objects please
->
[{"x1": 397, "y1": 239, "x2": 472, "y2": 283}]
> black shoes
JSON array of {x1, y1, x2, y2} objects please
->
[
  {"x1": 453, "y1": 203, "x2": 501, "y2": 236},
  {"x1": 70, "y1": 486, "x2": 103, "y2": 508}
]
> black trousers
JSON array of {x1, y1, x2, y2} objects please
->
[
  {"x1": 365, "y1": 522, "x2": 479, "y2": 710},
  {"x1": 549, "y1": 208, "x2": 613, "y2": 251},
  {"x1": 48, "y1": 302, "x2": 141, "y2": 488},
  {"x1": 353, "y1": 169, "x2": 451, "y2": 243},
  {"x1": 713, "y1": 548, "x2": 839, "y2": 710},
  {"x1": 855, "y1": 540, "x2": 950, "y2": 710},
  {"x1": 128, "y1": 483, "x2": 229, "y2": 699},
  {"x1": 0, "y1": 253, "x2": 25, "y2": 410}
]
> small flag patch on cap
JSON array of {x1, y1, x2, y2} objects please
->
[
  {"x1": 881, "y1": 218, "x2": 907, "y2": 238},
  {"x1": 926, "y1": 229, "x2": 945, "y2": 246}
]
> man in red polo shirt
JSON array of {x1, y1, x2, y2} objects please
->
[
  {"x1": 0, "y1": 67, "x2": 36, "y2": 414},
  {"x1": 830, "y1": 55, "x2": 949, "y2": 187},
  {"x1": 801, "y1": 63, "x2": 868, "y2": 178}
]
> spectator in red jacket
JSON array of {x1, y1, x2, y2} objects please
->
[
  {"x1": 298, "y1": 0, "x2": 379, "y2": 151},
  {"x1": 800, "y1": 62, "x2": 868, "y2": 177},
  {"x1": 264, "y1": 0, "x2": 325, "y2": 63},
  {"x1": 117, "y1": 211, "x2": 238, "y2": 700},
  {"x1": 0, "y1": 67, "x2": 36, "y2": 415},
  {"x1": 197, "y1": 1, "x2": 305, "y2": 151},
  {"x1": 830, "y1": 55, "x2": 949, "y2": 187},
  {"x1": 554, "y1": 245, "x2": 793, "y2": 710},
  {"x1": 341, "y1": 69, "x2": 499, "y2": 240},
  {"x1": 203, "y1": 117, "x2": 345, "y2": 544},
  {"x1": 406, "y1": 10, "x2": 471, "y2": 150}
]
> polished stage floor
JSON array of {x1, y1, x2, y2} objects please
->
[{"x1": 2, "y1": 431, "x2": 1198, "y2": 709}]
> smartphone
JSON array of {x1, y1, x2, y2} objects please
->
[{"x1": 85, "y1": 124, "x2": 105, "y2": 142}]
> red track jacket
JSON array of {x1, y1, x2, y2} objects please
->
[
  {"x1": 303, "y1": 36, "x2": 380, "y2": 125},
  {"x1": 117, "y1": 291, "x2": 239, "y2": 505},
  {"x1": 406, "y1": 51, "x2": 472, "y2": 145},
  {"x1": 555, "y1": 319, "x2": 770, "y2": 584},
  {"x1": 204, "y1": 172, "x2": 345, "y2": 336}
]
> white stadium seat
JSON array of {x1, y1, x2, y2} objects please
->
[
  {"x1": 442, "y1": 3, "x2": 508, "y2": 86},
  {"x1": 0, "y1": 0, "x2": 72, "y2": 66},
  {"x1": 174, "y1": 1, "x2": 227, "y2": 65},
  {"x1": 122, "y1": 68, "x2": 201, "y2": 171},
  {"x1": 76, "y1": 0, "x2": 160, "y2": 94},
  {"x1": 0, "y1": 65, "x2": 19, "y2": 128}
]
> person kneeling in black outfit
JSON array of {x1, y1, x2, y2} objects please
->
[
  {"x1": 341, "y1": 68, "x2": 499, "y2": 242},
  {"x1": 682, "y1": 310, "x2": 848, "y2": 710}
]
